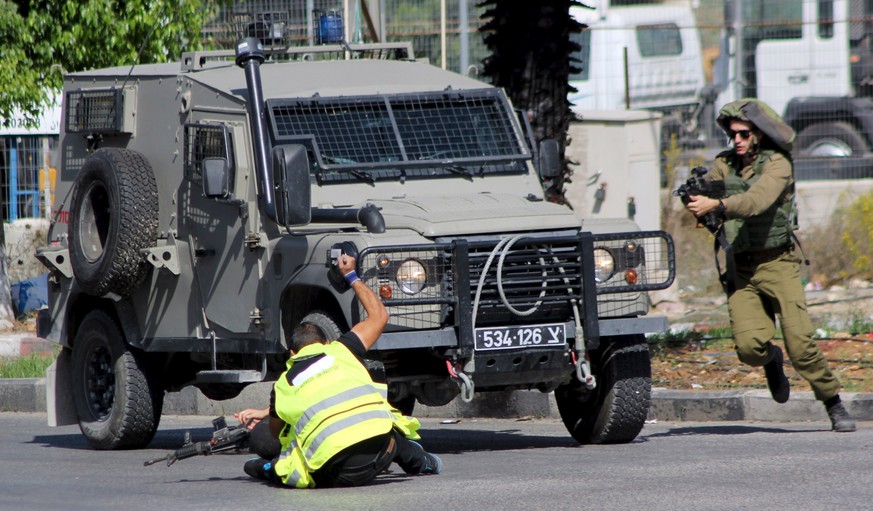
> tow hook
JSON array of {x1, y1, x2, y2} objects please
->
[
  {"x1": 446, "y1": 360, "x2": 475, "y2": 403},
  {"x1": 572, "y1": 352, "x2": 597, "y2": 389}
]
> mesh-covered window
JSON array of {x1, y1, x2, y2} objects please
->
[
  {"x1": 268, "y1": 89, "x2": 527, "y2": 169},
  {"x1": 183, "y1": 124, "x2": 234, "y2": 182},
  {"x1": 392, "y1": 94, "x2": 520, "y2": 160},
  {"x1": 271, "y1": 99, "x2": 401, "y2": 164},
  {"x1": 65, "y1": 89, "x2": 123, "y2": 134}
]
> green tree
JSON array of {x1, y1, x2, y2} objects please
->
[
  {"x1": 479, "y1": 0, "x2": 585, "y2": 204},
  {"x1": 1, "y1": 0, "x2": 222, "y2": 127},
  {"x1": 0, "y1": 0, "x2": 222, "y2": 325}
]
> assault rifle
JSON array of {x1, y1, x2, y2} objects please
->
[{"x1": 144, "y1": 416, "x2": 250, "y2": 467}]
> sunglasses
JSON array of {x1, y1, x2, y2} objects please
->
[{"x1": 729, "y1": 129, "x2": 753, "y2": 140}]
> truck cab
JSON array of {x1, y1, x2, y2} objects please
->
[
  {"x1": 569, "y1": 0, "x2": 707, "y2": 147},
  {"x1": 714, "y1": 0, "x2": 873, "y2": 160}
]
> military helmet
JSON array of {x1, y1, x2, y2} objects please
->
[{"x1": 717, "y1": 98, "x2": 795, "y2": 152}]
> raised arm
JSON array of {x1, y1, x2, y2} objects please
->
[{"x1": 337, "y1": 254, "x2": 388, "y2": 351}]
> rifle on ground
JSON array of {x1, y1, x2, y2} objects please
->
[{"x1": 144, "y1": 416, "x2": 250, "y2": 467}]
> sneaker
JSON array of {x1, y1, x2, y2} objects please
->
[
  {"x1": 763, "y1": 344, "x2": 790, "y2": 404},
  {"x1": 244, "y1": 457, "x2": 273, "y2": 480},
  {"x1": 420, "y1": 452, "x2": 442, "y2": 475},
  {"x1": 826, "y1": 402, "x2": 857, "y2": 433}
]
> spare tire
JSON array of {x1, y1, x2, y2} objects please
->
[{"x1": 70, "y1": 148, "x2": 158, "y2": 297}]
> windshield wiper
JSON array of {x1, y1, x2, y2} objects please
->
[
  {"x1": 442, "y1": 165, "x2": 475, "y2": 181},
  {"x1": 320, "y1": 155, "x2": 375, "y2": 184},
  {"x1": 348, "y1": 168, "x2": 375, "y2": 184}
]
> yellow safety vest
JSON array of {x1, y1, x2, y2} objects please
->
[{"x1": 272, "y1": 341, "x2": 421, "y2": 488}]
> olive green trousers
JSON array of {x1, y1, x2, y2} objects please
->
[{"x1": 727, "y1": 251, "x2": 841, "y2": 401}]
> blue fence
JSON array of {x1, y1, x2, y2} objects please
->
[{"x1": 0, "y1": 136, "x2": 56, "y2": 221}]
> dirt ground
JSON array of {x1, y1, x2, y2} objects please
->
[{"x1": 650, "y1": 287, "x2": 873, "y2": 393}]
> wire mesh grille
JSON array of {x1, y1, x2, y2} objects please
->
[
  {"x1": 466, "y1": 237, "x2": 583, "y2": 326},
  {"x1": 268, "y1": 89, "x2": 526, "y2": 168},
  {"x1": 591, "y1": 232, "x2": 674, "y2": 293},
  {"x1": 359, "y1": 248, "x2": 448, "y2": 330},
  {"x1": 360, "y1": 231, "x2": 674, "y2": 331},
  {"x1": 183, "y1": 124, "x2": 233, "y2": 182},
  {"x1": 65, "y1": 90, "x2": 122, "y2": 134},
  {"x1": 591, "y1": 232, "x2": 675, "y2": 318}
]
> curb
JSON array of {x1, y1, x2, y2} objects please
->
[{"x1": 3, "y1": 378, "x2": 871, "y2": 423}]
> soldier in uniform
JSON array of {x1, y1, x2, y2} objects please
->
[
  {"x1": 685, "y1": 98, "x2": 856, "y2": 432},
  {"x1": 240, "y1": 252, "x2": 443, "y2": 487}
]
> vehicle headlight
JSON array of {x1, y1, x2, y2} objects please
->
[
  {"x1": 396, "y1": 259, "x2": 426, "y2": 294},
  {"x1": 593, "y1": 248, "x2": 614, "y2": 283}
]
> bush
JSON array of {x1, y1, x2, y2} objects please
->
[{"x1": 802, "y1": 188, "x2": 873, "y2": 287}]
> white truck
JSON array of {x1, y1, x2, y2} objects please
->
[
  {"x1": 713, "y1": 0, "x2": 873, "y2": 167},
  {"x1": 569, "y1": 0, "x2": 707, "y2": 148}
]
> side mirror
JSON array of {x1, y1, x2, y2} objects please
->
[
  {"x1": 202, "y1": 157, "x2": 233, "y2": 198},
  {"x1": 538, "y1": 139, "x2": 561, "y2": 179},
  {"x1": 271, "y1": 144, "x2": 312, "y2": 227}
]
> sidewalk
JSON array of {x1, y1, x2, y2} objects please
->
[{"x1": 3, "y1": 333, "x2": 872, "y2": 422}]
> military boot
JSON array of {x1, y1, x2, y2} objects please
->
[
  {"x1": 826, "y1": 401, "x2": 857, "y2": 433},
  {"x1": 763, "y1": 343, "x2": 790, "y2": 404}
]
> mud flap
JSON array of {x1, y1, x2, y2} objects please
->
[{"x1": 46, "y1": 349, "x2": 77, "y2": 427}]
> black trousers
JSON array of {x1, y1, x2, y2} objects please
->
[{"x1": 251, "y1": 419, "x2": 429, "y2": 487}]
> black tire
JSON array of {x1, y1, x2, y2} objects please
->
[
  {"x1": 296, "y1": 310, "x2": 413, "y2": 412},
  {"x1": 390, "y1": 394, "x2": 416, "y2": 416},
  {"x1": 69, "y1": 148, "x2": 159, "y2": 297},
  {"x1": 71, "y1": 310, "x2": 163, "y2": 450},
  {"x1": 795, "y1": 122, "x2": 869, "y2": 157},
  {"x1": 555, "y1": 334, "x2": 651, "y2": 445},
  {"x1": 299, "y1": 310, "x2": 344, "y2": 341}
]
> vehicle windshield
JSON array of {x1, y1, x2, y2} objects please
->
[{"x1": 266, "y1": 88, "x2": 530, "y2": 181}]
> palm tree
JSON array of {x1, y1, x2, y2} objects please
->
[{"x1": 479, "y1": 0, "x2": 586, "y2": 204}]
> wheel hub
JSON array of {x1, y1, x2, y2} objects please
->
[{"x1": 84, "y1": 345, "x2": 115, "y2": 420}]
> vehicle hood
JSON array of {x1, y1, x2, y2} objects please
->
[{"x1": 369, "y1": 193, "x2": 581, "y2": 237}]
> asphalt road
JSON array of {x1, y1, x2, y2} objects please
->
[{"x1": 2, "y1": 413, "x2": 870, "y2": 511}]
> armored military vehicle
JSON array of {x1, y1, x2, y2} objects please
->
[{"x1": 38, "y1": 37, "x2": 675, "y2": 450}]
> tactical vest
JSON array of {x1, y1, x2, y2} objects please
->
[
  {"x1": 721, "y1": 149, "x2": 796, "y2": 253},
  {"x1": 272, "y1": 341, "x2": 420, "y2": 488}
]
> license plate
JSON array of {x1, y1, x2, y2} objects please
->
[{"x1": 474, "y1": 323, "x2": 566, "y2": 351}]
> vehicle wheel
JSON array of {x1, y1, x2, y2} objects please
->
[
  {"x1": 555, "y1": 334, "x2": 651, "y2": 444},
  {"x1": 389, "y1": 394, "x2": 416, "y2": 416},
  {"x1": 299, "y1": 310, "x2": 344, "y2": 341},
  {"x1": 69, "y1": 148, "x2": 158, "y2": 297},
  {"x1": 795, "y1": 122, "x2": 869, "y2": 157},
  {"x1": 71, "y1": 310, "x2": 163, "y2": 449},
  {"x1": 297, "y1": 310, "x2": 411, "y2": 411}
]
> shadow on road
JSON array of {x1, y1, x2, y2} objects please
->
[
  {"x1": 644, "y1": 424, "x2": 813, "y2": 438},
  {"x1": 420, "y1": 426, "x2": 579, "y2": 454},
  {"x1": 29, "y1": 425, "x2": 218, "y2": 451}
]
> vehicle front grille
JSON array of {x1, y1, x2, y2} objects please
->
[
  {"x1": 464, "y1": 236, "x2": 582, "y2": 326},
  {"x1": 359, "y1": 231, "x2": 674, "y2": 331}
]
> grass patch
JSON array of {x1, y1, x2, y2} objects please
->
[
  {"x1": 847, "y1": 308, "x2": 873, "y2": 336},
  {"x1": 648, "y1": 325, "x2": 734, "y2": 358},
  {"x1": 0, "y1": 353, "x2": 57, "y2": 378}
]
